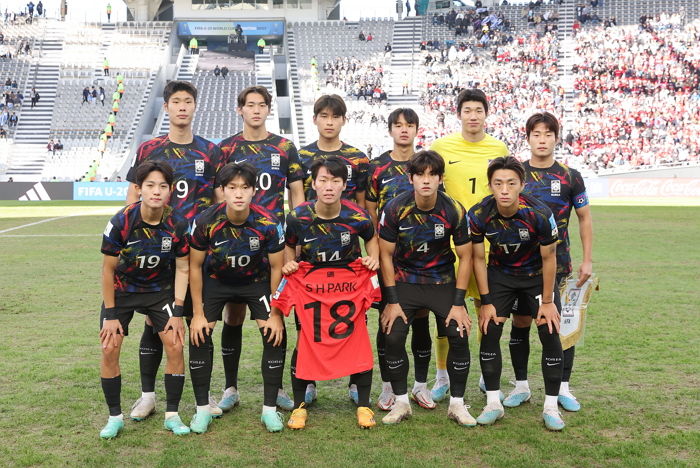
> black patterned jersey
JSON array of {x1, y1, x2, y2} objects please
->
[
  {"x1": 126, "y1": 135, "x2": 222, "y2": 222},
  {"x1": 285, "y1": 199, "x2": 375, "y2": 265},
  {"x1": 522, "y1": 160, "x2": 589, "y2": 275},
  {"x1": 365, "y1": 151, "x2": 413, "y2": 214},
  {"x1": 190, "y1": 203, "x2": 285, "y2": 285},
  {"x1": 217, "y1": 132, "x2": 304, "y2": 220},
  {"x1": 101, "y1": 203, "x2": 189, "y2": 293},
  {"x1": 298, "y1": 141, "x2": 369, "y2": 201},
  {"x1": 468, "y1": 194, "x2": 558, "y2": 277},
  {"x1": 379, "y1": 191, "x2": 470, "y2": 284}
]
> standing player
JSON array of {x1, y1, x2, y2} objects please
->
[
  {"x1": 365, "y1": 108, "x2": 434, "y2": 411},
  {"x1": 502, "y1": 112, "x2": 592, "y2": 412},
  {"x1": 216, "y1": 86, "x2": 304, "y2": 412},
  {"x1": 297, "y1": 94, "x2": 370, "y2": 403},
  {"x1": 125, "y1": 81, "x2": 223, "y2": 421},
  {"x1": 99, "y1": 161, "x2": 190, "y2": 439},
  {"x1": 469, "y1": 156, "x2": 565, "y2": 431},
  {"x1": 187, "y1": 163, "x2": 287, "y2": 434},
  {"x1": 429, "y1": 89, "x2": 509, "y2": 401},
  {"x1": 379, "y1": 151, "x2": 474, "y2": 426},
  {"x1": 277, "y1": 156, "x2": 380, "y2": 430}
]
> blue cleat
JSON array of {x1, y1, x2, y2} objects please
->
[
  {"x1": 261, "y1": 410, "x2": 285, "y2": 432},
  {"x1": 478, "y1": 379, "x2": 505, "y2": 402},
  {"x1": 431, "y1": 379, "x2": 450, "y2": 402},
  {"x1": 304, "y1": 383, "x2": 317, "y2": 405},
  {"x1": 190, "y1": 410, "x2": 213, "y2": 434},
  {"x1": 99, "y1": 416, "x2": 124, "y2": 439},
  {"x1": 476, "y1": 401, "x2": 505, "y2": 426},
  {"x1": 558, "y1": 394, "x2": 581, "y2": 412},
  {"x1": 543, "y1": 407, "x2": 565, "y2": 431},
  {"x1": 503, "y1": 388, "x2": 531, "y2": 408},
  {"x1": 217, "y1": 388, "x2": 240, "y2": 412},
  {"x1": 164, "y1": 415, "x2": 191, "y2": 435},
  {"x1": 348, "y1": 384, "x2": 359, "y2": 405},
  {"x1": 276, "y1": 389, "x2": 294, "y2": 411}
]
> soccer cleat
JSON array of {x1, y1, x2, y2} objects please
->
[
  {"x1": 164, "y1": 415, "x2": 191, "y2": 435},
  {"x1": 357, "y1": 406, "x2": 376, "y2": 429},
  {"x1": 431, "y1": 379, "x2": 450, "y2": 402},
  {"x1": 447, "y1": 402, "x2": 477, "y2": 427},
  {"x1": 377, "y1": 389, "x2": 396, "y2": 411},
  {"x1": 503, "y1": 388, "x2": 532, "y2": 408},
  {"x1": 276, "y1": 389, "x2": 294, "y2": 411},
  {"x1": 209, "y1": 395, "x2": 223, "y2": 418},
  {"x1": 304, "y1": 383, "x2": 317, "y2": 405},
  {"x1": 217, "y1": 387, "x2": 240, "y2": 412},
  {"x1": 287, "y1": 403, "x2": 308, "y2": 430},
  {"x1": 261, "y1": 410, "x2": 285, "y2": 433},
  {"x1": 190, "y1": 411, "x2": 213, "y2": 434},
  {"x1": 411, "y1": 387, "x2": 437, "y2": 409},
  {"x1": 99, "y1": 416, "x2": 124, "y2": 439},
  {"x1": 130, "y1": 397, "x2": 156, "y2": 421},
  {"x1": 478, "y1": 380, "x2": 505, "y2": 402},
  {"x1": 381, "y1": 400, "x2": 412, "y2": 425},
  {"x1": 348, "y1": 384, "x2": 359, "y2": 405},
  {"x1": 543, "y1": 407, "x2": 566, "y2": 431},
  {"x1": 476, "y1": 401, "x2": 505, "y2": 426},
  {"x1": 558, "y1": 394, "x2": 581, "y2": 412}
]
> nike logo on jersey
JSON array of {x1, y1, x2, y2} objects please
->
[
  {"x1": 485, "y1": 232, "x2": 499, "y2": 236},
  {"x1": 381, "y1": 177, "x2": 395, "y2": 184},
  {"x1": 234, "y1": 159, "x2": 247, "y2": 164},
  {"x1": 399, "y1": 226, "x2": 414, "y2": 231},
  {"x1": 303, "y1": 237, "x2": 318, "y2": 242},
  {"x1": 127, "y1": 240, "x2": 141, "y2": 245},
  {"x1": 214, "y1": 240, "x2": 229, "y2": 246},
  {"x1": 448, "y1": 160, "x2": 463, "y2": 164}
]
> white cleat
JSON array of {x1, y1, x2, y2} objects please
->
[
  {"x1": 130, "y1": 397, "x2": 156, "y2": 421},
  {"x1": 476, "y1": 401, "x2": 505, "y2": 426},
  {"x1": 447, "y1": 401, "x2": 477, "y2": 427},
  {"x1": 377, "y1": 389, "x2": 396, "y2": 411},
  {"x1": 382, "y1": 400, "x2": 412, "y2": 425},
  {"x1": 411, "y1": 387, "x2": 437, "y2": 409},
  {"x1": 209, "y1": 395, "x2": 223, "y2": 418}
]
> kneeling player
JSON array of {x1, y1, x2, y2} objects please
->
[
  {"x1": 469, "y1": 156, "x2": 565, "y2": 430},
  {"x1": 187, "y1": 163, "x2": 287, "y2": 433},
  {"x1": 273, "y1": 156, "x2": 380, "y2": 430},
  {"x1": 378, "y1": 150, "x2": 474, "y2": 426},
  {"x1": 99, "y1": 161, "x2": 190, "y2": 439}
]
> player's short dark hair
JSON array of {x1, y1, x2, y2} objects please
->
[
  {"x1": 456, "y1": 88, "x2": 488, "y2": 114},
  {"x1": 407, "y1": 150, "x2": 445, "y2": 177},
  {"x1": 237, "y1": 86, "x2": 272, "y2": 108},
  {"x1": 313, "y1": 94, "x2": 347, "y2": 118},
  {"x1": 525, "y1": 111, "x2": 560, "y2": 140},
  {"x1": 135, "y1": 160, "x2": 174, "y2": 186},
  {"x1": 387, "y1": 108, "x2": 419, "y2": 132},
  {"x1": 310, "y1": 156, "x2": 348, "y2": 182},
  {"x1": 218, "y1": 162, "x2": 258, "y2": 188},
  {"x1": 163, "y1": 80, "x2": 197, "y2": 103},
  {"x1": 487, "y1": 156, "x2": 525, "y2": 183}
]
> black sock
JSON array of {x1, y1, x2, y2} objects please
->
[
  {"x1": 290, "y1": 348, "x2": 311, "y2": 408},
  {"x1": 562, "y1": 346, "x2": 575, "y2": 382},
  {"x1": 538, "y1": 324, "x2": 563, "y2": 396},
  {"x1": 101, "y1": 375, "x2": 122, "y2": 416},
  {"x1": 446, "y1": 335, "x2": 470, "y2": 398},
  {"x1": 479, "y1": 321, "x2": 503, "y2": 391},
  {"x1": 164, "y1": 373, "x2": 185, "y2": 412},
  {"x1": 260, "y1": 327, "x2": 287, "y2": 407},
  {"x1": 221, "y1": 323, "x2": 242, "y2": 390},
  {"x1": 139, "y1": 324, "x2": 162, "y2": 392},
  {"x1": 411, "y1": 315, "x2": 432, "y2": 383},
  {"x1": 509, "y1": 325, "x2": 531, "y2": 381},
  {"x1": 350, "y1": 369, "x2": 372, "y2": 407},
  {"x1": 384, "y1": 318, "x2": 410, "y2": 396},
  {"x1": 189, "y1": 333, "x2": 213, "y2": 406}
]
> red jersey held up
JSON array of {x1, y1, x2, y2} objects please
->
[{"x1": 271, "y1": 259, "x2": 381, "y2": 381}]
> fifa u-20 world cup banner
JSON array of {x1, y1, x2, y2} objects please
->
[{"x1": 559, "y1": 274, "x2": 599, "y2": 350}]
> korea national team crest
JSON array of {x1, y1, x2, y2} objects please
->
[
  {"x1": 271, "y1": 153, "x2": 281, "y2": 168},
  {"x1": 346, "y1": 164, "x2": 353, "y2": 178},
  {"x1": 161, "y1": 237, "x2": 172, "y2": 252},
  {"x1": 550, "y1": 179, "x2": 561, "y2": 196},
  {"x1": 249, "y1": 236, "x2": 260, "y2": 251},
  {"x1": 195, "y1": 159, "x2": 205, "y2": 175},
  {"x1": 519, "y1": 228, "x2": 530, "y2": 240},
  {"x1": 340, "y1": 231, "x2": 351, "y2": 246},
  {"x1": 434, "y1": 224, "x2": 445, "y2": 239}
]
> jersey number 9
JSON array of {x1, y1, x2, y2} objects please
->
[{"x1": 175, "y1": 180, "x2": 189, "y2": 199}]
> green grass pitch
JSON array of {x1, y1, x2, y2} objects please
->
[{"x1": 0, "y1": 201, "x2": 698, "y2": 467}]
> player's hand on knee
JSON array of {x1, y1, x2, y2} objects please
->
[
  {"x1": 360, "y1": 255, "x2": 379, "y2": 271},
  {"x1": 164, "y1": 317, "x2": 185, "y2": 346},
  {"x1": 381, "y1": 303, "x2": 407, "y2": 335},
  {"x1": 446, "y1": 305, "x2": 471, "y2": 337},
  {"x1": 536, "y1": 303, "x2": 560, "y2": 334},
  {"x1": 263, "y1": 314, "x2": 285, "y2": 347},
  {"x1": 282, "y1": 260, "x2": 299, "y2": 275},
  {"x1": 478, "y1": 304, "x2": 497, "y2": 335},
  {"x1": 189, "y1": 315, "x2": 210, "y2": 346},
  {"x1": 577, "y1": 261, "x2": 592, "y2": 287},
  {"x1": 99, "y1": 319, "x2": 123, "y2": 348}
]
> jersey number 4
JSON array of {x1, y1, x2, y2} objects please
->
[{"x1": 304, "y1": 300, "x2": 356, "y2": 342}]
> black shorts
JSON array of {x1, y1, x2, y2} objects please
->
[
  {"x1": 488, "y1": 268, "x2": 561, "y2": 319},
  {"x1": 394, "y1": 282, "x2": 463, "y2": 337},
  {"x1": 201, "y1": 277, "x2": 271, "y2": 322},
  {"x1": 99, "y1": 290, "x2": 174, "y2": 336}
]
